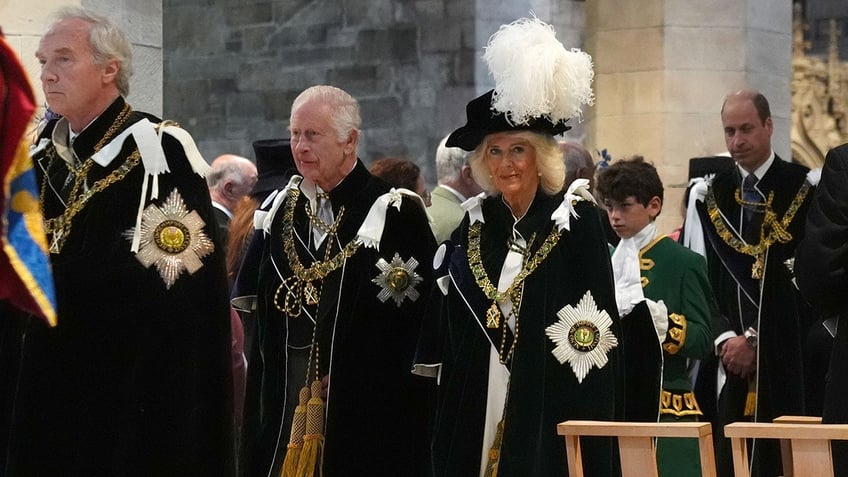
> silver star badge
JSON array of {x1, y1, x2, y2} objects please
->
[
  {"x1": 546, "y1": 291, "x2": 618, "y2": 383},
  {"x1": 372, "y1": 253, "x2": 423, "y2": 307},
  {"x1": 127, "y1": 189, "x2": 215, "y2": 289}
]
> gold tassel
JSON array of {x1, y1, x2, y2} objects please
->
[
  {"x1": 484, "y1": 419, "x2": 505, "y2": 477},
  {"x1": 295, "y1": 380, "x2": 325, "y2": 477},
  {"x1": 744, "y1": 377, "x2": 757, "y2": 417},
  {"x1": 280, "y1": 387, "x2": 310, "y2": 477}
]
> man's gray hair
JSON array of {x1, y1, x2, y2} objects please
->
[
  {"x1": 50, "y1": 6, "x2": 133, "y2": 97},
  {"x1": 291, "y1": 85, "x2": 361, "y2": 143},
  {"x1": 435, "y1": 135, "x2": 469, "y2": 182}
]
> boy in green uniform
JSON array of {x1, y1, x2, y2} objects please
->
[{"x1": 597, "y1": 156, "x2": 714, "y2": 476}]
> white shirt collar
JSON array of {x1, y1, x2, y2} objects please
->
[{"x1": 738, "y1": 150, "x2": 775, "y2": 181}]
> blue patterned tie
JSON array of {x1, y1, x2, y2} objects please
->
[{"x1": 742, "y1": 174, "x2": 763, "y2": 243}]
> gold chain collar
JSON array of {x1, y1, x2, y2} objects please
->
[
  {"x1": 40, "y1": 104, "x2": 139, "y2": 253},
  {"x1": 706, "y1": 180, "x2": 810, "y2": 278},
  {"x1": 467, "y1": 219, "x2": 562, "y2": 364},
  {"x1": 274, "y1": 186, "x2": 362, "y2": 316}
]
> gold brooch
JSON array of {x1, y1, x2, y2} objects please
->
[
  {"x1": 372, "y1": 253, "x2": 423, "y2": 306},
  {"x1": 546, "y1": 291, "x2": 618, "y2": 383},
  {"x1": 128, "y1": 189, "x2": 214, "y2": 289}
]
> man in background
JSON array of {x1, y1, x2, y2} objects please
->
[
  {"x1": 561, "y1": 140, "x2": 596, "y2": 190},
  {"x1": 428, "y1": 135, "x2": 482, "y2": 243},
  {"x1": 694, "y1": 89, "x2": 816, "y2": 476},
  {"x1": 207, "y1": 153, "x2": 257, "y2": 251}
]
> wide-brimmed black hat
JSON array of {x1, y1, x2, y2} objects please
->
[
  {"x1": 446, "y1": 89, "x2": 571, "y2": 152},
  {"x1": 251, "y1": 138, "x2": 296, "y2": 200}
]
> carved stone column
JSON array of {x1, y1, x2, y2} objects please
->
[{"x1": 585, "y1": 0, "x2": 792, "y2": 234}]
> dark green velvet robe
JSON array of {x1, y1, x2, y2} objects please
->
[{"x1": 421, "y1": 191, "x2": 625, "y2": 477}]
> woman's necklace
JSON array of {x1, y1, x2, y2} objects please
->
[
  {"x1": 40, "y1": 104, "x2": 138, "y2": 253},
  {"x1": 467, "y1": 219, "x2": 561, "y2": 364},
  {"x1": 274, "y1": 186, "x2": 362, "y2": 317}
]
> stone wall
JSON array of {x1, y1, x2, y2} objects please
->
[{"x1": 163, "y1": 0, "x2": 587, "y2": 183}]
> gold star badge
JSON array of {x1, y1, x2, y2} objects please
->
[
  {"x1": 546, "y1": 291, "x2": 618, "y2": 383},
  {"x1": 127, "y1": 189, "x2": 214, "y2": 289},
  {"x1": 372, "y1": 253, "x2": 423, "y2": 307}
]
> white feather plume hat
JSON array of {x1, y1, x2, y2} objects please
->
[{"x1": 447, "y1": 16, "x2": 595, "y2": 152}]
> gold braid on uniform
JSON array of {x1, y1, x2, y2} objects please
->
[
  {"x1": 40, "y1": 104, "x2": 140, "y2": 253},
  {"x1": 705, "y1": 180, "x2": 811, "y2": 279},
  {"x1": 273, "y1": 186, "x2": 361, "y2": 317},
  {"x1": 660, "y1": 390, "x2": 702, "y2": 417},
  {"x1": 467, "y1": 221, "x2": 561, "y2": 365},
  {"x1": 662, "y1": 313, "x2": 687, "y2": 355}
]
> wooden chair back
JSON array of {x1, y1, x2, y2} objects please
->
[
  {"x1": 557, "y1": 420, "x2": 717, "y2": 477},
  {"x1": 724, "y1": 419, "x2": 848, "y2": 477}
]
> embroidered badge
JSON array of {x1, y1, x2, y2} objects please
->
[
  {"x1": 372, "y1": 253, "x2": 423, "y2": 307},
  {"x1": 546, "y1": 291, "x2": 618, "y2": 383},
  {"x1": 127, "y1": 189, "x2": 214, "y2": 289}
]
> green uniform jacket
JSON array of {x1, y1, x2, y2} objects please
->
[
  {"x1": 640, "y1": 236, "x2": 713, "y2": 477},
  {"x1": 640, "y1": 236, "x2": 713, "y2": 394}
]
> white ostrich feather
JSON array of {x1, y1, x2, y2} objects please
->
[{"x1": 483, "y1": 16, "x2": 595, "y2": 126}]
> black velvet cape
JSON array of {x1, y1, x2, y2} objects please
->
[
  {"x1": 695, "y1": 157, "x2": 816, "y2": 476},
  {"x1": 237, "y1": 161, "x2": 437, "y2": 476},
  {"x1": 7, "y1": 97, "x2": 235, "y2": 476},
  {"x1": 796, "y1": 143, "x2": 848, "y2": 476}
]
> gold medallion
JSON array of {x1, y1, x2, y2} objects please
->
[
  {"x1": 568, "y1": 320, "x2": 600, "y2": 352},
  {"x1": 126, "y1": 189, "x2": 214, "y2": 289}
]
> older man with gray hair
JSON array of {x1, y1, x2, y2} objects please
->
[
  {"x1": 428, "y1": 135, "x2": 483, "y2": 243},
  {"x1": 207, "y1": 153, "x2": 257, "y2": 250}
]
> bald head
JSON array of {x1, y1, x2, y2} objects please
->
[{"x1": 208, "y1": 154, "x2": 258, "y2": 211}]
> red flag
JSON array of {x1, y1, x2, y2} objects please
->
[{"x1": 0, "y1": 36, "x2": 57, "y2": 325}]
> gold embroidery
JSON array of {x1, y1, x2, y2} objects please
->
[
  {"x1": 660, "y1": 390, "x2": 703, "y2": 417},
  {"x1": 662, "y1": 313, "x2": 687, "y2": 355}
]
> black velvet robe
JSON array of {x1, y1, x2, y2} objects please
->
[
  {"x1": 420, "y1": 191, "x2": 625, "y2": 477},
  {"x1": 237, "y1": 161, "x2": 437, "y2": 476},
  {"x1": 796, "y1": 142, "x2": 848, "y2": 476},
  {"x1": 695, "y1": 157, "x2": 816, "y2": 477},
  {"x1": 7, "y1": 98, "x2": 235, "y2": 477}
]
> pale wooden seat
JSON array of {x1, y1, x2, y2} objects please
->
[
  {"x1": 724, "y1": 419, "x2": 848, "y2": 477},
  {"x1": 774, "y1": 416, "x2": 823, "y2": 477},
  {"x1": 557, "y1": 420, "x2": 717, "y2": 477}
]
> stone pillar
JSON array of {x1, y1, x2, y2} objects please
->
[
  {"x1": 0, "y1": 0, "x2": 162, "y2": 120},
  {"x1": 585, "y1": 0, "x2": 792, "y2": 234}
]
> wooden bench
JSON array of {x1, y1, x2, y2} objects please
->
[
  {"x1": 557, "y1": 420, "x2": 717, "y2": 477},
  {"x1": 724, "y1": 419, "x2": 848, "y2": 477}
]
